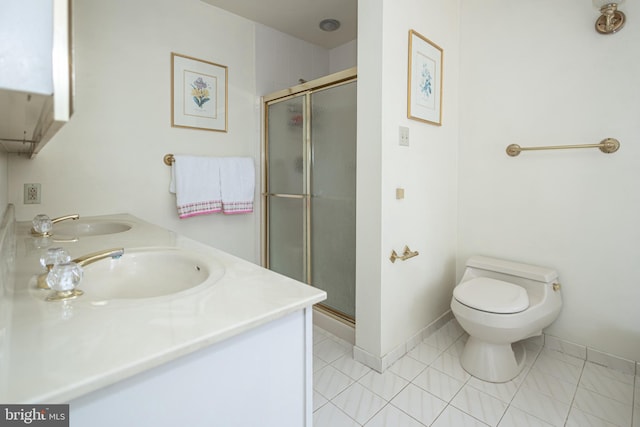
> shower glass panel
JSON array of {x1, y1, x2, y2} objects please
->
[
  {"x1": 266, "y1": 95, "x2": 306, "y2": 195},
  {"x1": 268, "y1": 197, "x2": 306, "y2": 283},
  {"x1": 266, "y1": 94, "x2": 307, "y2": 281},
  {"x1": 310, "y1": 82, "x2": 356, "y2": 319},
  {"x1": 264, "y1": 70, "x2": 356, "y2": 323}
]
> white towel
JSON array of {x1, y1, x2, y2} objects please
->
[
  {"x1": 219, "y1": 157, "x2": 255, "y2": 214},
  {"x1": 169, "y1": 155, "x2": 222, "y2": 218}
]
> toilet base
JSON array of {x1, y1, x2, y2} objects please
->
[{"x1": 460, "y1": 336, "x2": 526, "y2": 383}]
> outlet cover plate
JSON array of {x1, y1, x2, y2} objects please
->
[
  {"x1": 399, "y1": 126, "x2": 409, "y2": 146},
  {"x1": 24, "y1": 183, "x2": 41, "y2": 204}
]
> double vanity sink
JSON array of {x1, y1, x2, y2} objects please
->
[{"x1": 2, "y1": 212, "x2": 326, "y2": 425}]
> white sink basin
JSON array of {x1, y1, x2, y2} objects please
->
[
  {"x1": 80, "y1": 248, "x2": 225, "y2": 300},
  {"x1": 53, "y1": 220, "x2": 132, "y2": 237}
]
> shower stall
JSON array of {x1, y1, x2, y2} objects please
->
[{"x1": 262, "y1": 68, "x2": 357, "y2": 324}]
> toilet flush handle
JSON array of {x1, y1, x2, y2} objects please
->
[{"x1": 552, "y1": 282, "x2": 561, "y2": 291}]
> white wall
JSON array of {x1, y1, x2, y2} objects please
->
[
  {"x1": 330, "y1": 40, "x2": 357, "y2": 74},
  {"x1": 255, "y1": 24, "x2": 330, "y2": 96},
  {"x1": 459, "y1": 0, "x2": 640, "y2": 361},
  {"x1": 356, "y1": 0, "x2": 460, "y2": 362},
  {"x1": 255, "y1": 24, "x2": 357, "y2": 97},
  {"x1": 8, "y1": 0, "x2": 260, "y2": 262}
]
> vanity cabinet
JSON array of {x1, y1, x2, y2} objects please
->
[
  {"x1": 0, "y1": 0, "x2": 72, "y2": 157},
  {"x1": 70, "y1": 310, "x2": 314, "y2": 427},
  {"x1": 3, "y1": 213, "x2": 325, "y2": 426}
]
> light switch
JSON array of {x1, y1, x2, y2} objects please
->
[{"x1": 396, "y1": 188, "x2": 405, "y2": 199}]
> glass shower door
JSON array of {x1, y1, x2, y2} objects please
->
[
  {"x1": 266, "y1": 94, "x2": 307, "y2": 283},
  {"x1": 310, "y1": 82, "x2": 357, "y2": 319},
  {"x1": 265, "y1": 75, "x2": 357, "y2": 322}
]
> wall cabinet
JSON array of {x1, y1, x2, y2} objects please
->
[{"x1": 0, "y1": 0, "x2": 72, "y2": 158}]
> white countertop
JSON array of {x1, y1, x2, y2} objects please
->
[{"x1": 0, "y1": 214, "x2": 326, "y2": 403}]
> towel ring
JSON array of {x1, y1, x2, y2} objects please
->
[{"x1": 163, "y1": 154, "x2": 175, "y2": 166}]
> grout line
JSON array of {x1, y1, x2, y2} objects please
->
[
  {"x1": 632, "y1": 374, "x2": 637, "y2": 427},
  {"x1": 317, "y1": 324, "x2": 639, "y2": 427},
  {"x1": 563, "y1": 358, "x2": 586, "y2": 426}
]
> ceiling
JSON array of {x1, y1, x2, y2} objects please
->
[{"x1": 201, "y1": 0, "x2": 357, "y2": 49}]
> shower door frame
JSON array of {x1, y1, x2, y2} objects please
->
[{"x1": 262, "y1": 67, "x2": 357, "y2": 326}]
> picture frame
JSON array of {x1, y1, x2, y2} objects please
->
[
  {"x1": 407, "y1": 30, "x2": 443, "y2": 126},
  {"x1": 171, "y1": 52, "x2": 228, "y2": 132}
]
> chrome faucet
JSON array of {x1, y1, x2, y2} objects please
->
[{"x1": 31, "y1": 214, "x2": 80, "y2": 236}]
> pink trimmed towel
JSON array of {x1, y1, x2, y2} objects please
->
[
  {"x1": 219, "y1": 157, "x2": 255, "y2": 214},
  {"x1": 169, "y1": 155, "x2": 222, "y2": 218}
]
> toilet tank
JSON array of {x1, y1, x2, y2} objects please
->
[{"x1": 460, "y1": 256, "x2": 559, "y2": 305}]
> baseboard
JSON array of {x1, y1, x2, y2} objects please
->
[
  {"x1": 353, "y1": 310, "x2": 454, "y2": 373},
  {"x1": 544, "y1": 334, "x2": 637, "y2": 376}
]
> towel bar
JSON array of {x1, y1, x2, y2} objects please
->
[{"x1": 506, "y1": 138, "x2": 620, "y2": 157}]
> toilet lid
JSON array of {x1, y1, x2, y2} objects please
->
[{"x1": 454, "y1": 278, "x2": 529, "y2": 314}]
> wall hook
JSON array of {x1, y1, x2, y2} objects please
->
[{"x1": 390, "y1": 245, "x2": 419, "y2": 263}]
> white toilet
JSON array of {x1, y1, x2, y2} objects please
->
[{"x1": 450, "y1": 255, "x2": 562, "y2": 383}]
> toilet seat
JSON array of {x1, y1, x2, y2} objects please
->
[{"x1": 454, "y1": 277, "x2": 529, "y2": 314}]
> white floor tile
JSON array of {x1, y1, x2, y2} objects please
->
[
  {"x1": 573, "y1": 387, "x2": 633, "y2": 427},
  {"x1": 358, "y1": 369, "x2": 410, "y2": 401},
  {"x1": 431, "y1": 351, "x2": 471, "y2": 382},
  {"x1": 565, "y1": 406, "x2": 620, "y2": 427},
  {"x1": 431, "y1": 405, "x2": 490, "y2": 427},
  {"x1": 314, "y1": 326, "x2": 329, "y2": 344},
  {"x1": 313, "y1": 402, "x2": 360, "y2": 427},
  {"x1": 389, "y1": 355, "x2": 427, "y2": 381},
  {"x1": 332, "y1": 382, "x2": 388, "y2": 425},
  {"x1": 444, "y1": 335, "x2": 467, "y2": 358},
  {"x1": 390, "y1": 384, "x2": 447, "y2": 426},
  {"x1": 424, "y1": 328, "x2": 458, "y2": 351},
  {"x1": 467, "y1": 375, "x2": 520, "y2": 404},
  {"x1": 498, "y1": 406, "x2": 555, "y2": 427},
  {"x1": 521, "y1": 368, "x2": 577, "y2": 405},
  {"x1": 511, "y1": 385, "x2": 570, "y2": 426},
  {"x1": 529, "y1": 353, "x2": 583, "y2": 384},
  {"x1": 314, "y1": 365, "x2": 354, "y2": 400},
  {"x1": 580, "y1": 363, "x2": 634, "y2": 404},
  {"x1": 407, "y1": 341, "x2": 442, "y2": 365},
  {"x1": 314, "y1": 355, "x2": 328, "y2": 372},
  {"x1": 440, "y1": 319, "x2": 466, "y2": 339},
  {"x1": 314, "y1": 337, "x2": 352, "y2": 363},
  {"x1": 313, "y1": 325, "x2": 639, "y2": 427},
  {"x1": 451, "y1": 384, "x2": 508, "y2": 426},
  {"x1": 413, "y1": 367, "x2": 465, "y2": 402},
  {"x1": 583, "y1": 361, "x2": 636, "y2": 385},
  {"x1": 363, "y1": 404, "x2": 426, "y2": 427},
  {"x1": 332, "y1": 353, "x2": 373, "y2": 381},
  {"x1": 538, "y1": 348, "x2": 585, "y2": 368},
  {"x1": 313, "y1": 390, "x2": 329, "y2": 411}
]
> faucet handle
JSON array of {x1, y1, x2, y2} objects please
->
[
  {"x1": 46, "y1": 261, "x2": 84, "y2": 302},
  {"x1": 37, "y1": 247, "x2": 71, "y2": 290},
  {"x1": 32, "y1": 214, "x2": 53, "y2": 236},
  {"x1": 39, "y1": 247, "x2": 71, "y2": 270}
]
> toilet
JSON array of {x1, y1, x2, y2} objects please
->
[{"x1": 450, "y1": 255, "x2": 562, "y2": 383}]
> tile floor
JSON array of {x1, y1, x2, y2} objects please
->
[{"x1": 313, "y1": 320, "x2": 639, "y2": 427}]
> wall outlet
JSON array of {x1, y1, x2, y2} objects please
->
[
  {"x1": 24, "y1": 183, "x2": 41, "y2": 204},
  {"x1": 399, "y1": 126, "x2": 410, "y2": 146}
]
